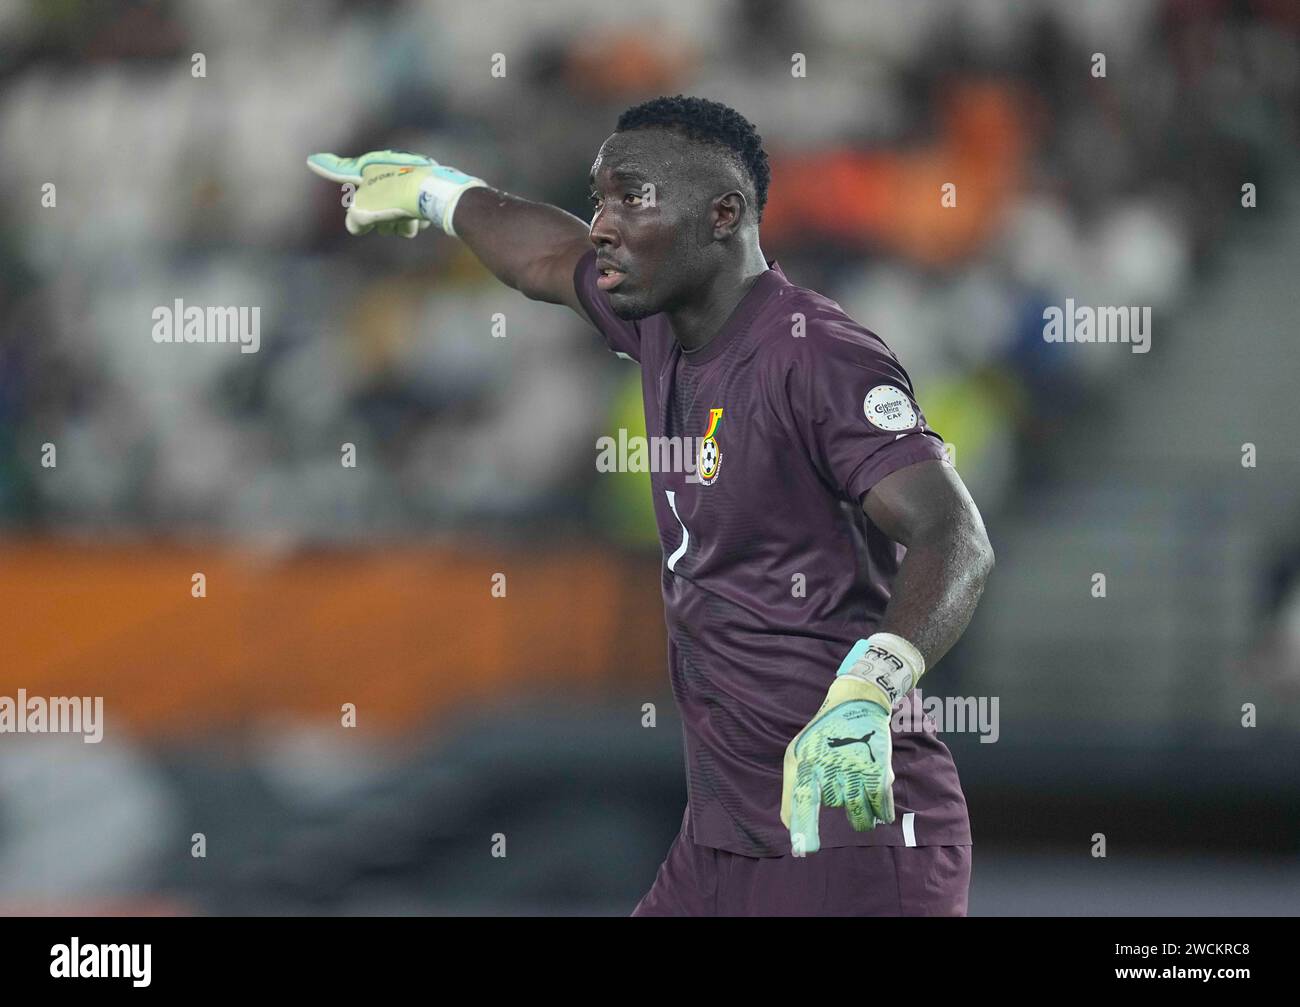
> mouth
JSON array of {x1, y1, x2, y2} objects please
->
[{"x1": 596, "y1": 263, "x2": 628, "y2": 292}]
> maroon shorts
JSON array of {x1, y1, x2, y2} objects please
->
[{"x1": 632, "y1": 831, "x2": 971, "y2": 917}]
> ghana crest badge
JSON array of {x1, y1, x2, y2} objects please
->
[{"x1": 697, "y1": 407, "x2": 724, "y2": 485}]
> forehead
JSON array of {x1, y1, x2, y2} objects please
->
[{"x1": 589, "y1": 129, "x2": 696, "y2": 182}]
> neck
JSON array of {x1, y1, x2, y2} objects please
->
[{"x1": 667, "y1": 244, "x2": 769, "y2": 353}]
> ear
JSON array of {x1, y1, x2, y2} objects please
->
[{"x1": 712, "y1": 190, "x2": 748, "y2": 239}]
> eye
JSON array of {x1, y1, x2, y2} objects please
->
[
  {"x1": 624, "y1": 192, "x2": 643, "y2": 206},
  {"x1": 588, "y1": 191, "x2": 603, "y2": 208}
]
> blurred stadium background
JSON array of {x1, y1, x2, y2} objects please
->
[{"x1": 1, "y1": 0, "x2": 1298, "y2": 915}]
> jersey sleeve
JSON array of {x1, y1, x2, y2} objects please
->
[
  {"x1": 769, "y1": 317, "x2": 948, "y2": 503},
  {"x1": 572, "y1": 248, "x2": 643, "y2": 363}
]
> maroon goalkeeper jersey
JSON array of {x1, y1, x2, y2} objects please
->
[{"x1": 574, "y1": 249, "x2": 971, "y2": 857}]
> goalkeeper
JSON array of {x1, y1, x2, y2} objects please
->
[{"x1": 308, "y1": 96, "x2": 994, "y2": 916}]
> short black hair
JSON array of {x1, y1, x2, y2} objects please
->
[{"x1": 616, "y1": 95, "x2": 770, "y2": 224}]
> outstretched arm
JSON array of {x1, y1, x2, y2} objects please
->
[
  {"x1": 451, "y1": 186, "x2": 591, "y2": 318},
  {"x1": 306, "y1": 149, "x2": 592, "y2": 322}
]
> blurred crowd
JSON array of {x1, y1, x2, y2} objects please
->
[{"x1": 0, "y1": 0, "x2": 1296, "y2": 546}]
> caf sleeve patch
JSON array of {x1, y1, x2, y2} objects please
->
[{"x1": 862, "y1": 384, "x2": 918, "y2": 432}]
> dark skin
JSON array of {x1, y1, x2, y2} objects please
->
[{"x1": 451, "y1": 127, "x2": 994, "y2": 670}]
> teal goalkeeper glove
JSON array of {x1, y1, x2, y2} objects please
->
[
  {"x1": 305, "y1": 149, "x2": 487, "y2": 238},
  {"x1": 780, "y1": 633, "x2": 925, "y2": 855}
]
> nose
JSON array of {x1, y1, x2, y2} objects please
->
[{"x1": 589, "y1": 203, "x2": 619, "y2": 249}]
